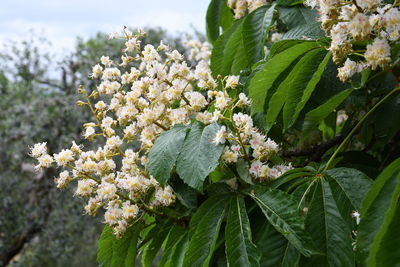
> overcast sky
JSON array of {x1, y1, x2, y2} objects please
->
[{"x1": 0, "y1": 0, "x2": 209, "y2": 53}]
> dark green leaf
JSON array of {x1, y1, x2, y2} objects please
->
[
  {"x1": 367, "y1": 186, "x2": 400, "y2": 267},
  {"x1": 250, "y1": 187, "x2": 317, "y2": 256},
  {"x1": 183, "y1": 194, "x2": 231, "y2": 266},
  {"x1": 283, "y1": 50, "x2": 331, "y2": 130},
  {"x1": 242, "y1": 4, "x2": 276, "y2": 65},
  {"x1": 206, "y1": 0, "x2": 234, "y2": 43},
  {"x1": 236, "y1": 158, "x2": 254, "y2": 184},
  {"x1": 97, "y1": 224, "x2": 142, "y2": 267},
  {"x1": 269, "y1": 40, "x2": 304, "y2": 57},
  {"x1": 211, "y1": 19, "x2": 248, "y2": 76},
  {"x1": 249, "y1": 41, "x2": 319, "y2": 114},
  {"x1": 141, "y1": 226, "x2": 171, "y2": 267},
  {"x1": 264, "y1": 48, "x2": 328, "y2": 130},
  {"x1": 278, "y1": 7, "x2": 318, "y2": 30},
  {"x1": 176, "y1": 122, "x2": 224, "y2": 190},
  {"x1": 357, "y1": 158, "x2": 400, "y2": 265},
  {"x1": 324, "y1": 167, "x2": 373, "y2": 210},
  {"x1": 159, "y1": 225, "x2": 187, "y2": 267},
  {"x1": 147, "y1": 125, "x2": 188, "y2": 185},
  {"x1": 282, "y1": 22, "x2": 324, "y2": 40},
  {"x1": 301, "y1": 179, "x2": 354, "y2": 267},
  {"x1": 225, "y1": 196, "x2": 261, "y2": 266}
]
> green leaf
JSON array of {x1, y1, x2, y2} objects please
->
[
  {"x1": 250, "y1": 187, "x2": 317, "y2": 257},
  {"x1": 211, "y1": 19, "x2": 247, "y2": 76},
  {"x1": 283, "y1": 51, "x2": 331, "y2": 130},
  {"x1": 278, "y1": 7, "x2": 318, "y2": 30},
  {"x1": 211, "y1": 4, "x2": 275, "y2": 76},
  {"x1": 236, "y1": 158, "x2": 254, "y2": 184},
  {"x1": 176, "y1": 122, "x2": 224, "y2": 190},
  {"x1": 254, "y1": 221, "x2": 288, "y2": 267},
  {"x1": 302, "y1": 88, "x2": 353, "y2": 137},
  {"x1": 206, "y1": 0, "x2": 234, "y2": 43},
  {"x1": 264, "y1": 48, "x2": 328, "y2": 131},
  {"x1": 301, "y1": 179, "x2": 355, "y2": 267},
  {"x1": 357, "y1": 158, "x2": 400, "y2": 265},
  {"x1": 249, "y1": 41, "x2": 319, "y2": 114},
  {"x1": 282, "y1": 22, "x2": 325, "y2": 40},
  {"x1": 183, "y1": 194, "x2": 231, "y2": 267},
  {"x1": 324, "y1": 167, "x2": 373, "y2": 210},
  {"x1": 225, "y1": 196, "x2": 261, "y2": 266},
  {"x1": 159, "y1": 225, "x2": 187, "y2": 267},
  {"x1": 97, "y1": 224, "x2": 142, "y2": 267},
  {"x1": 269, "y1": 168, "x2": 316, "y2": 189},
  {"x1": 141, "y1": 226, "x2": 171, "y2": 267},
  {"x1": 367, "y1": 186, "x2": 400, "y2": 267},
  {"x1": 173, "y1": 179, "x2": 198, "y2": 210},
  {"x1": 277, "y1": 0, "x2": 303, "y2": 5},
  {"x1": 163, "y1": 234, "x2": 189, "y2": 267},
  {"x1": 147, "y1": 125, "x2": 188, "y2": 185},
  {"x1": 269, "y1": 40, "x2": 304, "y2": 57},
  {"x1": 242, "y1": 4, "x2": 276, "y2": 65}
]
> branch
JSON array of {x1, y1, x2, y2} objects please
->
[{"x1": 281, "y1": 136, "x2": 344, "y2": 165}]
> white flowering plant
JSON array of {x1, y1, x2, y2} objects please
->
[{"x1": 30, "y1": 0, "x2": 400, "y2": 266}]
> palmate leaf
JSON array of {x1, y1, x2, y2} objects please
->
[
  {"x1": 147, "y1": 125, "x2": 188, "y2": 185},
  {"x1": 97, "y1": 224, "x2": 142, "y2": 267},
  {"x1": 253, "y1": 182, "x2": 311, "y2": 267},
  {"x1": 249, "y1": 187, "x2": 317, "y2": 257},
  {"x1": 225, "y1": 196, "x2": 261, "y2": 267},
  {"x1": 282, "y1": 51, "x2": 331, "y2": 130},
  {"x1": 249, "y1": 41, "x2": 319, "y2": 115},
  {"x1": 367, "y1": 192, "x2": 400, "y2": 267},
  {"x1": 242, "y1": 4, "x2": 276, "y2": 66},
  {"x1": 357, "y1": 158, "x2": 400, "y2": 266},
  {"x1": 210, "y1": 19, "x2": 247, "y2": 77},
  {"x1": 141, "y1": 226, "x2": 171, "y2": 267},
  {"x1": 324, "y1": 167, "x2": 373, "y2": 210},
  {"x1": 206, "y1": 0, "x2": 234, "y2": 43},
  {"x1": 159, "y1": 225, "x2": 188, "y2": 267},
  {"x1": 301, "y1": 179, "x2": 355, "y2": 267},
  {"x1": 211, "y1": 4, "x2": 276, "y2": 76},
  {"x1": 183, "y1": 194, "x2": 231, "y2": 267},
  {"x1": 263, "y1": 47, "x2": 329, "y2": 131},
  {"x1": 176, "y1": 122, "x2": 224, "y2": 191}
]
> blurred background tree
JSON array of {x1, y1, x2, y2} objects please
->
[{"x1": 0, "y1": 27, "x2": 194, "y2": 267}]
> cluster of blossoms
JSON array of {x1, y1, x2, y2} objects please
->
[
  {"x1": 304, "y1": 0, "x2": 399, "y2": 81},
  {"x1": 30, "y1": 28, "x2": 289, "y2": 236},
  {"x1": 227, "y1": 0, "x2": 268, "y2": 19},
  {"x1": 213, "y1": 112, "x2": 291, "y2": 180}
]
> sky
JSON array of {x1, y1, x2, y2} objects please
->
[{"x1": 0, "y1": 0, "x2": 209, "y2": 54}]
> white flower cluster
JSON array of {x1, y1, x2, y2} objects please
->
[
  {"x1": 304, "y1": 0, "x2": 399, "y2": 81},
  {"x1": 227, "y1": 0, "x2": 268, "y2": 19},
  {"x1": 214, "y1": 111, "x2": 290, "y2": 180},
  {"x1": 30, "y1": 28, "x2": 290, "y2": 236}
]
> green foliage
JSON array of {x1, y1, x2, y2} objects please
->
[
  {"x1": 8, "y1": 0, "x2": 400, "y2": 266},
  {"x1": 176, "y1": 122, "x2": 225, "y2": 190},
  {"x1": 90, "y1": 0, "x2": 400, "y2": 264},
  {"x1": 148, "y1": 125, "x2": 188, "y2": 185},
  {"x1": 206, "y1": 0, "x2": 234, "y2": 43},
  {"x1": 250, "y1": 187, "x2": 317, "y2": 257},
  {"x1": 211, "y1": 4, "x2": 276, "y2": 76},
  {"x1": 225, "y1": 196, "x2": 261, "y2": 266},
  {"x1": 97, "y1": 224, "x2": 142, "y2": 267},
  {"x1": 183, "y1": 195, "x2": 230, "y2": 266},
  {"x1": 357, "y1": 158, "x2": 400, "y2": 266}
]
